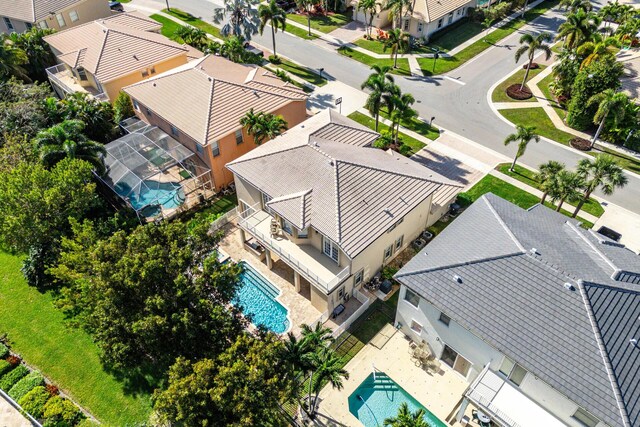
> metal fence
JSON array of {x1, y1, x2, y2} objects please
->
[{"x1": 0, "y1": 388, "x2": 43, "y2": 427}]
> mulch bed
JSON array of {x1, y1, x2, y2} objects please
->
[
  {"x1": 523, "y1": 62, "x2": 539, "y2": 70},
  {"x1": 506, "y1": 84, "x2": 533, "y2": 100},
  {"x1": 570, "y1": 137, "x2": 592, "y2": 151}
]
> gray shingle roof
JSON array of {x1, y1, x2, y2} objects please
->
[
  {"x1": 396, "y1": 193, "x2": 640, "y2": 427},
  {"x1": 227, "y1": 110, "x2": 462, "y2": 259}
]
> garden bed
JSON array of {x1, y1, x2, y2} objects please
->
[
  {"x1": 492, "y1": 65, "x2": 545, "y2": 103},
  {"x1": 506, "y1": 84, "x2": 533, "y2": 100},
  {"x1": 570, "y1": 137, "x2": 592, "y2": 151}
]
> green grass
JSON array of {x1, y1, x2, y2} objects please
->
[
  {"x1": 491, "y1": 66, "x2": 546, "y2": 103},
  {"x1": 286, "y1": 12, "x2": 351, "y2": 33},
  {"x1": 537, "y1": 72, "x2": 568, "y2": 121},
  {"x1": 277, "y1": 59, "x2": 327, "y2": 86},
  {"x1": 0, "y1": 252, "x2": 152, "y2": 425},
  {"x1": 353, "y1": 38, "x2": 432, "y2": 55},
  {"x1": 162, "y1": 8, "x2": 223, "y2": 39},
  {"x1": 347, "y1": 111, "x2": 426, "y2": 155},
  {"x1": 418, "y1": 0, "x2": 561, "y2": 76},
  {"x1": 496, "y1": 163, "x2": 604, "y2": 217},
  {"x1": 378, "y1": 109, "x2": 440, "y2": 141},
  {"x1": 427, "y1": 20, "x2": 485, "y2": 52},
  {"x1": 338, "y1": 46, "x2": 411, "y2": 76},
  {"x1": 284, "y1": 23, "x2": 319, "y2": 40},
  {"x1": 150, "y1": 14, "x2": 184, "y2": 40}
]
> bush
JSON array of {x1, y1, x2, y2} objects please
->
[
  {"x1": 18, "y1": 386, "x2": 51, "y2": 419},
  {"x1": 570, "y1": 137, "x2": 592, "y2": 151},
  {"x1": 506, "y1": 84, "x2": 533, "y2": 100},
  {"x1": 6, "y1": 355, "x2": 21, "y2": 366},
  {"x1": 43, "y1": 396, "x2": 84, "y2": 426},
  {"x1": 268, "y1": 55, "x2": 281, "y2": 64},
  {"x1": 0, "y1": 342, "x2": 8, "y2": 358},
  {"x1": 76, "y1": 419, "x2": 100, "y2": 427},
  {"x1": 456, "y1": 193, "x2": 474, "y2": 208},
  {"x1": 522, "y1": 62, "x2": 539, "y2": 70},
  {"x1": 8, "y1": 371, "x2": 44, "y2": 401},
  {"x1": 0, "y1": 360, "x2": 13, "y2": 377},
  {"x1": 0, "y1": 365, "x2": 28, "y2": 391},
  {"x1": 113, "y1": 92, "x2": 135, "y2": 125},
  {"x1": 46, "y1": 384, "x2": 60, "y2": 396}
]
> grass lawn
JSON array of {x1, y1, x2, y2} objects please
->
[
  {"x1": 286, "y1": 12, "x2": 351, "y2": 33},
  {"x1": 537, "y1": 72, "x2": 568, "y2": 121},
  {"x1": 428, "y1": 20, "x2": 485, "y2": 52},
  {"x1": 284, "y1": 23, "x2": 319, "y2": 40},
  {"x1": 162, "y1": 8, "x2": 223, "y2": 39},
  {"x1": 150, "y1": 14, "x2": 184, "y2": 40},
  {"x1": 353, "y1": 38, "x2": 432, "y2": 55},
  {"x1": 491, "y1": 66, "x2": 546, "y2": 103},
  {"x1": 0, "y1": 252, "x2": 152, "y2": 425},
  {"x1": 378, "y1": 109, "x2": 440, "y2": 140},
  {"x1": 277, "y1": 59, "x2": 327, "y2": 86},
  {"x1": 496, "y1": 163, "x2": 604, "y2": 217},
  {"x1": 338, "y1": 46, "x2": 411, "y2": 76},
  {"x1": 347, "y1": 111, "x2": 426, "y2": 155}
]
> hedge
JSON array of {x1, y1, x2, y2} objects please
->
[
  {"x1": 0, "y1": 365, "x2": 28, "y2": 391},
  {"x1": 43, "y1": 396, "x2": 84, "y2": 426},
  {"x1": 0, "y1": 342, "x2": 8, "y2": 358},
  {"x1": 8, "y1": 371, "x2": 44, "y2": 402},
  {"x1": 0, "y1": 360, "x2": 13, "y2": 377},
  {"x1": 18, "y1": 386, "x2": 51, "y2": 419}
]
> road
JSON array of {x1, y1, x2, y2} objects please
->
[{"x1": 136, "y1": 0, "x2": 640, "y2": 213}]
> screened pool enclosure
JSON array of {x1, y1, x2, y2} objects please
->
[{"x1": 98, "y1": 118, "x2": 213, "y2": 221}]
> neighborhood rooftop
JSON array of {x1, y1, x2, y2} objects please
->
[
  {"x1": 0, "y1": 0, "x2": 82, "y2": 22},
  {"x1": 395, "y1": 193, "x2": 640, "y2": 427},
  {"x1": 123, "y1": 54, "x2": 308, "y2": 146},
  {"x1": 412, "y1": 0, "x2": 471, "y2": 23},
  {"x1": 227, "y1": 110, "x2": 462, "y2": 259}
]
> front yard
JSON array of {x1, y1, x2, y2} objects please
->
[
  {"x1": 162, "y1": 8, "x2": 223, "y2": 39},
  {"x1": 338, "y1": 46, "x2": 412, "y2": 76},
  {"x1": 287, "y1": 12, "x2": 352, "y2": 33},
  {"x1": 347, "y1": 111, "x2": 426, "y2": 155}
]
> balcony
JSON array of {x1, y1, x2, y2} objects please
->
[
  {"x1": 238, "y1": 205, "x2": 350, "y2": 293},
  {"x1": 46, "y1": 64, "x2": 108, "y2": 102}
]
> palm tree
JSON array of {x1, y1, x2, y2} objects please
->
[
  {"x1": 383, "y1": 29, "x2": 409, "y2": 69},
  {"x1": 213, "y1": 0, "x2": 260, "y2": 41},
  {"x1": 536, "y1": 160, "x2": 565, "y2": 204},
  {"x1": 504, "y1": 125, "x2": 540, "y2": 171},
  {"x1": 383, "y1": 0, "x2": 413, "y2": 29},
  {"x1": 514, "y1": 32, "x2": 552, "y2": 91},
  {"x1": 295, "y1": 0, "x2": 316, "y2": 37},
  {"x1": 587, "y1": 89, "x2": 629, "y2": 148},
  {"x1": 559, "y1": 0, "x2": 592, "y2": 13},
  {"x1": 308, "y1": 347, "x2": 349, "y2": 417},
  {"x1": 0, "y1": 36, "x2": 29, "y2": 82},
  {"x1": 220, "y1": 35, "x2": 247, "y2": 62},
  {"x1": 175, "y1": 26, "x2": 209, "y2": 51},
  {"x1": 598, "y1": 1, "x2": 621, "y2": 26},
  {"x1": 34, "y1": 120, "x2": 107, "y2": 175},
  {"x1": 240, "y1": 109, "x2": 288, "y2": 145},
  {"x1": 555, "y1": 9, "x2": 601, "y2": 49},
  {"x1": 259, "y1": 0, "x2": 286, "y2": 58},
  {"x1": 576, "y1": 34, "x2": 619, "y2": 69},
  {"x1": 361, "y1": 65, "x2": 395, "y2": 131},
  {"x1": 389, "y1": 92, "x2": 416, "y2": 145},
  {"x1": 358, "y1": 0, "x2": 379, "y2": 38},
  {"x1": 300, "y1": 322, "x2": 334, "y2": 351},
  {"x1": 384, "y1": 402, "x2": 429, "y2": 427},
  {"x1": 8, "y1": 28, "x2": 55, "y2": 82},
  {"x1": 573, "y1": 154, "x2": 627, "y2": 217},
  {"x1": 549, "y1": 170, "x2": 583, "y2": 212}
]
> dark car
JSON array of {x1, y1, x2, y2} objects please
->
[
  {"x1": 276, "y1": 0, "x2": 296, "y2": 10},
  {"x1": 243, "y1": 43, "x2": 264, "y2": 58},
  {"x1": 109, "y1": 1, "x2": 124, "y2": 12}
]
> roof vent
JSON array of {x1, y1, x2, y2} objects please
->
[
  {"x1": 564, "y1": 282, "x2": 576, "y2": 291},
  {"x1": 208, "y1": 77, "x2": 212, "y2": 82},
  {"x1": 152, "y1": 83, "x2": 156, "y2": 87},
  {"x1": 453, "y1": 275, "x2": 462, "y2": 284},
  {"x1": 252, "y1": 90, "x2": 259, "y2": 96},
  {"x1": 530, "y1": 248, "x2": 539, "y2": 255},
  {"x1": 631, "y1": 338, "x2": 638, "y2": 347},
  {"x1": 329, "y1": 160, "x2": 334, "y2": 166}
]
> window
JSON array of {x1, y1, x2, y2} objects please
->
[
  {"x1": 170, "y1": 125, "x2": 179, "y2": 137},
  {"x1": 145, "y1": 107, "x2": 152, "y2": 117},
  {"x1": 410, "y1": 320, "x2": 422, "y2": 334},
  {"x1": 3, "y1": 17, "x2": 14, "y2": 31},
  {"x1": 441, "y1": 345, "x2": 471, "y2": 376},
  {"x1": 441, "y1": 345, "x2": 458, "y2": 368},
  {"x1": 297, "y1": 227, "x2": 308, "y2": 238},
  {"x1": 403, "y1": 288, "x2": 420, "y2": 308},
  {"x1": 262, "y1": 193, "x2": 272, "y2": 213},
  {"x1": 438, "y1": 312, "x2": 450, "y2": 326},
  {"x1": 323, "y1": 236, "x2": 339, "y2": 263},
  {"x1": 395, "y1": 235, "x2": 404, "y2": 251},
  {"x1": 211, "y1": 140, "x2": 220, "y2": 157},
  {"x1": 150, "y1": 66, "x2": 156, "y2": 74},
  {"x1": 417, "y1": 22, "x2": 423, "y2": 33},
  {"x1": 56, "y1": 13, "x2": 66, "y2": 27},
  {"x1": 354, "y1": 269, "x2": 364, "y2": 286},
  {"x1": 38, "y1": 20, "x2": 48, "y2": 29},
  {"x1": 235, "y1": 129, "x2": 244, "y2": 144},
  {"x1": 437, "y1": 18, "x2": 443, "y2": 28},
  {"x1": 499, "y1": 356, "x2": 515, "y2": 377},
  {"x1": 403, "y1": 19, "x2": 409, "y2": 31},
  {"x1": 76, "y1": 67, "x2": 87, "y2": 81},
  {"x1": 25, "y1": 22, "x2": 33, "y2": 30},
  {"x1": 133, "y1": 100, "x2": 140, "y2": 111},
  {"x1": 447, "y1": 12, "x2": 453, "y2": 24},
  {"x1": 572, "y1": 409, "x2": 600, "y2": 427},
  {"x1": 195, "y1": 144, "x2": 204, "y2": 154},
  {"x1": 281, "y1": 218, "x2": 293, "y2": 235},
  {"x1": 509, "y1": 364, "x2": 528, "y2": 386},
  {"x1": 383, "y1": 244, "x2": 393, "y2": 261},
  {"x1": 457, "y1": 8, "x2": 461, "y2": 16},
  {"x1": 141, "y1": 69, "x2": 149, "y2": 78},
  {"x1": 69, "y1": 10, "x2": 79, "y2": 22}
]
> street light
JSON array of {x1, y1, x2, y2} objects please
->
[
  {"x1": 318, "y1": 68, "x2": 325, "y2": 79},
  {"x1": 431, "y1": 48, "x2": 441, "y2": 73},
  {"x1": 430, "y1": 116, "x2": 436, "y2": 126}
]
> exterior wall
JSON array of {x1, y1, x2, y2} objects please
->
[
  {"x1": 395, "y1": 287, "x2": 612, "y2": 427},
  {"x1": 310, "y1": 283, "x2": 329, "y2": 312},
  {"x1": 1, "y1": 0, "x2": 111, "y2": 34},
  {"x1": 352, "y1": 6, "x2": 390, "y2": 29}
]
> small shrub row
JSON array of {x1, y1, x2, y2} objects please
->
[
  {"x1": 0, "y1": 343, "x2": 8, "y2": 359},
  {"x1": 9, "y1": 371, "x2": 45, "y2": 402},
  {"x1": 506, "y1": 84, "x2": 533, "y2": 100},
  {"x1": 0, "y1": 360, "x2": 13, "y2": 377},
  {"x1": 0, "y1": 365, "x2": 28, "y2": 390},
  {"x1": 19, "y1": 386, "x2": 51, "y2": 419},
  {"x1": 42, "y1": 396, "x2": 84, "y2": 426}
]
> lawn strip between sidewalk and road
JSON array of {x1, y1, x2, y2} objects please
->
[{"x1": 348, "y1": 111, "x2": 426, "y2": 155}]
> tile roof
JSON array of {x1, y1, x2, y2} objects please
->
[
  {"x1": 411, "y1": 0, "x2": 470, "y2": 23},
  {"x1": 44, "y1": 12, "x2": 185, "y2": 83},
  {"x1": 0, "y1": 0, "x2": 83, "y2": 23},
  {"x1": 124, "y1": 55, "x2": 307, "y2": 145},
  {"x1": 396, "y1": 194, "x2": 640, "y2": 427},
  {"x1": 227, "y1": 110, "x2": 462, "y2": 258}
]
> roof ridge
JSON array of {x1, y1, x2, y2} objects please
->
[
  {"x1": 245, "y1": 79, "x2": 306, "y2": 98},
  {"x1": 312, "y1": 119, "x2": 379, "y2": 137},
  {"x1": 93, "y1": 27, "x2": 110, "y2": 76},
  {"x1": 268, "y1": 189, "x2": 312, "y2": 203},
  {"x1": 203, "y1": 73, "x2": 216, "y2": 145},
  {"x1": 30, "y1": 0, "x2": 36, "y2": 23},
  {"x1": 483, "y1": 195, "x2": 526, "y2": 252},
  {"x1": 579, "y1": 282, "x2": 632, "y2": 427},
  {"x1": 105, "y1": 25, "x2": 187, "y2": 52},
  {"x1": 395, "y1": 252, "x2": 526, "y2": 278},
  {"x1": 124, "y1": 64, "x2": 197, "y2": 89},
  {"x1": 334, "y1": 159, "x2": 342, "y2": 244},
  {"x1": 567, "y1": 222, "x2": 620, "y2": 274}
]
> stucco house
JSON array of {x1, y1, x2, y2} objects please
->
[
  {"x1": 123, "y1": 54, "x2": 308, "y2": 191},
  {"x1": 395, "y1": 193, "x2": 640, "y2": 427},
  {"x1": 227, "y1": 110, "x2": 462, "y2": 315},
  {"x1": 0, "y1": 0, "x2": 111, "y2": 34},
  {"x1": 44, "y1": 12, "x2": 198, "y2": 102}
]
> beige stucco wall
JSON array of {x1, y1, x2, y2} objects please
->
[{"x1": 1, "y1": 0, "x2": 111, "y2": 34}]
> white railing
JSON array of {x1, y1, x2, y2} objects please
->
[
  {"x1": 466, "y1": 392, "x2": 522, "y2": 427},
  {"x1": 238, "y1": 205, "x2": 351, "y2": 292},
  {"x1": 0, "y1": 388, "x2": 43, "y2": 427},
  {"x1": 353, "y1": 287, "x2": 370, "y2": 304},
  {"x1": 46, "y1": 64, "x2": 108, "y2": 101},
  {"x1": 209, "y1": 206, "x2": 238, "y2": 232},
  {"x1": 330, "y1": 295, "x2": 372, "y2": 339}
]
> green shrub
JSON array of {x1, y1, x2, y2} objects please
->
[
  {"x1": 0, "y1": 342, "x2": 8, "y2": 358},
  {"x1": 18, "y1": 386, "x2": 51, "y2": 419},
  {"x1": 43, "y1": 396, "x2": 84, "y2": 426},
  {"x1": 75, "y1": 419, "x2": 100, "y2": 427},
  {"x1": 0, "y1": 365, "x2": 28, "y2": 391},
  {"x1": 0, "y1": 360, "x2": 13, "y2": 377},
  {"x1": 456, "y1": 192, "x2": 474, "y2": 208},
  {"x1": 268, "y1": 55, "x2": 281, "y2": 64},
  {"x1": 8, "y1": 371, "x2": 44, "y2": 401}
]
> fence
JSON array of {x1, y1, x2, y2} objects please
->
[
  {"x1": 209, "y1": 207, "x2": 239, "y2": 232},
  {"x1": 331, "y1": 294, "x2": 373, "y2": 339}
]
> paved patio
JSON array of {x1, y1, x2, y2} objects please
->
[{"x1": 0, "y1": 395, "x2": 32, "y2": 427}]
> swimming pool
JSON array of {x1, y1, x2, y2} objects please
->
[
  {"x1": 114, "y1": 180, "x2": 185, "y2": 211},
  {"x1": 233, "y1": 262, "x2": 290, "y2": 334},
  {"x1": 348, "y1": 373, "x2": 447, "y2": 427}
]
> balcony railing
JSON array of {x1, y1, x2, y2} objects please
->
[
  {"x1": 238, "y1": 204, "x2": 350, "y2": 292},
  {"x1": 46, "y1": 64, "x2": 108, "y2": 102}
]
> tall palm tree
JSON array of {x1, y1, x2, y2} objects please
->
[
  {"x1": 240, "y1": 109, "x2": 288, "y2": 145},
  {"x1": 300, "y1": 322, "x2": 334, "y2": 351},
  {"x1": 514, "y1": 32, "x2": 552, "y2": 90},
  {"x1": 295, "y1": 0, "x2": 316, "y2": 37},
  {"x1": 536, "y1": 160, "x2": 565, "y2": 204},
  {"x1": 213, "y1": 0, "x2": 260, "y2": 41},
  {"x1": 559, "y1": 0, "x2": 592, "y2": 13},
  {"x1": 555, "y1": 9, "x2": 601, "y2": 49},
  {"x1": 576, "y1": 34, "x2": 619, "y2": 69},
  {"x1": 358, "y1": 0, "x2": 379, "y2": 38},
  {"x1": 361, "y1": 65, "x2": 395, "y2": 131},
  {"x1": 308, "y1": 347, "x2": 349, "y2": 417},
  {"x1": 220, "y1": 35, "x2": 247, "y2": 62},
  {"x1": 587, "y1": 89, "x2": 629, "y2": 147},
  {"x1": 34, "y1": 120, "x2": 107, "y2": 175},
  {"x1": 598, "y1": 0, "x2": 621, "y2": 26},
  {"x1": 259, "y1": 0, "x2": 286, "y2": 58},
  {"x1": 383, "y1": 0, "x2": 413, "y2": 29},
  {"x1": 504, "y1": 125, "x2": 540, "y2": 171},
  {"x1": 573, "y1": 154, "x2": 627, "y2": 217},
  {"x1": 0, "y1": 36, "x2": 29, "y2": 82},
  {"x1": 175, "y1": 26, "x2": 209, "y2": 51},
  {"x1": 389, "y1": 92, "x2": 416, "y2": 145},
  {"x1": 8, "y1": 28, "x2": 55, "y2": 82},
  {"x1": 383, "y1": 29, "x2": 409, "y2": 69},
  {"x1": 549, "y1": 170, "x2": 583, "y2": 212},
  {"x1": 384, "y1": 402, "x2": 429, "y2": 427}
]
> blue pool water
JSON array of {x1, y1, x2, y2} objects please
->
[
  {"x1": 115, "y1": 180, "x2": 185, "y2": 211},
  {"x1": 348, "y1": 373, "x2": 447, "y2": 427},
  {"x1": 233, "y1": 262, "x2": 290, "y2": 334}
]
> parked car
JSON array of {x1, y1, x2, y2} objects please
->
[
  {"x1": 244, "y1": 43, "x2": 264, "y2": 58},
  {"x1": 109, "y1": 1, "x2": 124, "y2": 12},
  {"x1": 276, "y1": 0, "x2": 296, "y2": 10}
]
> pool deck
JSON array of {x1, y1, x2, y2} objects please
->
[{"x1": 316, "y1": 331, "x2": 469, "y2": 427}]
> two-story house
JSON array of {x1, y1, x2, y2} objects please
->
[
  {"x1": 0, "y1": 0, "x2": 111, "y2": 34},
  {"x1": 395, "y1": 193, "x2": 640, "y2": 427},
  {"x1": 123, "y1": 54, "x2": 308, "y2": 191},
  {"x1": 227, "y1": 110, "x2": 461, "y2": 315},
  {"x1": 44, "y1": 12, "x2": 198, "y2": 102}
]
